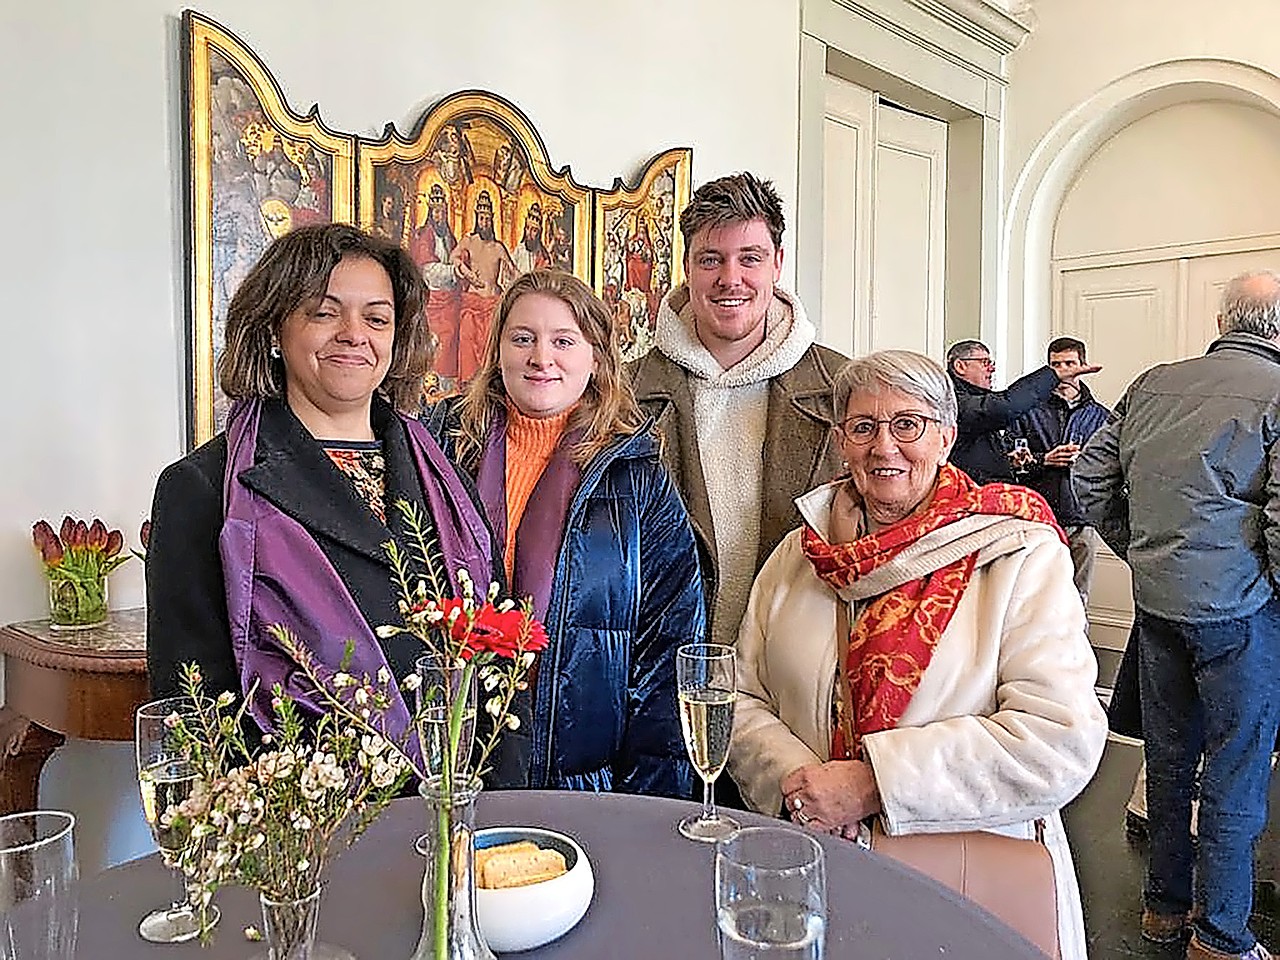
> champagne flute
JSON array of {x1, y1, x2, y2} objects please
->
[
  {"x1": 135, "y1": 696, "x2": 220, "y2": 943},
  {"x1": 677, "y1": 643, "x2": 739, "y2": 842}
]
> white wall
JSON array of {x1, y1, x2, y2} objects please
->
[
  {"x1": 0, "y1": 0, "x2": 802, "y2": 874},
  {"x1": 1000, "y1": 0, "x2": 1280, "y2": 372},
  {"x1": 1055, "y1": 100, "x2": 1280, "y2": 259},
  {"x1": 1005, "y1": 0, "x2": 1280, "y2": 216}
]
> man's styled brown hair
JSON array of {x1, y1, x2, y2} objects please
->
[
  {"x1": 218, "y1": 223, "x2": 429, "y2": 412},
  {"x1": 678, "y1": 172, "x2": 785, "y2": 254}
]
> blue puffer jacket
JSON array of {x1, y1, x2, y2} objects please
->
[
  {"x1": 1009, "y1": 385, "x2": 1110, "y2": 526},
  {"x1": 425, "y1": 403, "x2": 702, "y2": 799}
]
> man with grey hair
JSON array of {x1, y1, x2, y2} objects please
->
[
  {"x1": 1074, "y1": 269, "x2": 1280, "y2": 960},
  {"x1": 945, "y1": 339, "x2": 1099, "y2": 484}
]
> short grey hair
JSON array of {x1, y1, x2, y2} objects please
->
[
  {"x1": 832, "y1": 350, "x2": 958, "y2": 430},
  {"x1": 1220, "y1": 270, "x2": 1280, "y2": 340},
  {"x1": 945, "y1": 339, "x2": 989, "y2": 372}
]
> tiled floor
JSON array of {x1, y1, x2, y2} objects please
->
[{"x1": 1064, "y1": 737, "x2": 1279, "y2": 958}]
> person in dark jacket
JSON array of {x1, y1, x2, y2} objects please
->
[
  {"x1": 1009, "y1": 336, "x2": 1110, "y2": 604},
  {"x1": 946, "y1": 339, "x2": 1098, "y2": 484},
  {"x1": 1074, "y1": 270, "x2": 1280, "y2": 960},
  {"x1": 427, "y1": 269, "x2": 703, "y2": 800},
  {"x1": 146, "y1": 224, "x2": 496, "y2": 757}
]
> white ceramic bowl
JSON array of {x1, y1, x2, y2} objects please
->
[{"x1": 472, "y1": 826, "x2": 594, "y2": 953}]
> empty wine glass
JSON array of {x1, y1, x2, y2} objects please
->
[
  {"x1": 676, "y1": 643, "x2": 739, "y2": 842},
  {"x1": 716, "y1": 827, "x2": 827, "y2": 959},
  {"x1": 0, "y1": 810, "x2": 78, "y2": 959},
  {"x1": 135, "y1": 695, "x2": 220, "y2": 943}
]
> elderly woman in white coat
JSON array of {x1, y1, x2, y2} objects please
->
[{"x1": 727, "y1": 350, "x2": 1107, "y2": 960}]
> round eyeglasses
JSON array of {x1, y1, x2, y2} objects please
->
[
  {"x1": 959, "y1": 355, "x2": 996, "y2": 369},
  {"x1": 839, "y1": 413, "x2": 940, "y2": 445}
]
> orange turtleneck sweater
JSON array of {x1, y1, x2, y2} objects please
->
[{"x1": 503, "y1": 404, "x2": 573, "y2": 580}]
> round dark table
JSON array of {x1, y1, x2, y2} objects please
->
[{"x1": 71, "y1": 790, "x2": 1046, "y2": 958}]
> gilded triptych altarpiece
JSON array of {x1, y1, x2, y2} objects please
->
[{"x1": 184, "y1": 10, "x2": 691, "y2": 446}]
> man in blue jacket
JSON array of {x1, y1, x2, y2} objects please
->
[
  {"x1": 1010, "y1": 336, "x2": 1110, "y2": 604},
  {"x1": 946, "y1": 339, "x2": 1100, "y2": 484}
]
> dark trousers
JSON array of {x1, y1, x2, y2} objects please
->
[{"x1": 1137, "y1": 597, "x2": 1280, "y2": 954}]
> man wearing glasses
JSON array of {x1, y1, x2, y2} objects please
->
[{"x1": 945, "y1": 339, "x2": 1097, "y2": 485}]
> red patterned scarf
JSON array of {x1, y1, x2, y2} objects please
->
[{"x1": 802, "y1": 463, "x2": 1064, "y2": 759}]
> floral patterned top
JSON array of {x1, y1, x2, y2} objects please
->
[{"x1": 323, "y1": 441, "x2": 386, "y2": 523}]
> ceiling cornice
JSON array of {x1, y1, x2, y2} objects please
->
[{"x1": 902, "y1": 0, "x2": 1033, "y2": 54}]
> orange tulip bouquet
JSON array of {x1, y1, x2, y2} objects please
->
[{"x1": 32, "y1": 516, "x2": 130, "y2": 629}]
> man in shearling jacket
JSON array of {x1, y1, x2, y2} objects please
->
[
  {"x1": 628, "y1": 172, "x2": 847, "y2": 649},
  {"x1": 1075, "y1": 269, "x2": 1280, "y2": 960}
]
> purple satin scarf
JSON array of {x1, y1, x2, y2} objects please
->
[{"x1": 219, "y1": 399, "x2": 493, "y2": 763}]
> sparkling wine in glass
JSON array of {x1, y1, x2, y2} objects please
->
[
  {"x1": 677, "y1": 643, "x2": 739, "y2": 842},
  {"x1": 135, "y1": 696, "x2": 220, "y2": 943}
]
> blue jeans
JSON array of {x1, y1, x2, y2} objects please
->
[{"x1": 1137, "y1": 597, "x2": 1280, "y2": 954}]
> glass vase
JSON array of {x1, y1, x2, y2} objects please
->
[
  {"x1": 254, "y1": 887, "x2": 355, "y2": 960},
  {"x1": 47, "y1": 574, "x2": 108, "y2": 630},
  {"x1": 411, "y1": 777, "x2": 493, "y2": 960},
  {"x1": 414, "y1": 655, "x2": 477, "y2": 781}
]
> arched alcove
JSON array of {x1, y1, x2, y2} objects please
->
[{"x1": 1000, "y1": 58, "x2": 1280, "y2": 372}]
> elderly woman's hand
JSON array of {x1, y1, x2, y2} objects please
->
[{"x1": 780, "y1": 760, "x2": 881, "y2": 832}]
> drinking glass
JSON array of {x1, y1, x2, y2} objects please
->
[
  {"x1": 676, "y1": 642, "x2": 739, "y2": 842},
  {"x1": 716, "y1": 827, "x2": 827, "y2": 960},
  {"x1": 135, "y1": 696, "x2": 220, "y2": 943},
  {"x1": 0, "y1": 811, "x2": 77, "y2": 959}
]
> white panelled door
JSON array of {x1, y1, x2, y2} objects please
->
[
  {"x1": 1057, "y1": 260, "x2": 1181, "y2": 409},
  {"x1": 1184, "y1": 249, "x2": 1280, "y2": 353},
  {"x1": 822, "y1": 76, "x2": 948, "y2": 359},
  {"x1": 871, "y1": 104, "x2": 948, "y2": 358}
]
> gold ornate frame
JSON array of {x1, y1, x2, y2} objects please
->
[
  {"x1": 357, "y1": 91, "x2": 593, "y2": 403},
  {"x1": 593, "y1": 148, "x2": 692, "y2": 361},
  {"x1": 183, "y1": 10, "x2": 354, "y2": 445},
  {"x1": 183, "y1": 12, "x2": 692, "y2": 442}
]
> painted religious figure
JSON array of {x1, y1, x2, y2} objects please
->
[
  {"x1": 359, "y1": 92, "x2": 591, "y2": 403},
  {"x1": 185, "y1": 11, "x2": 353, "y2": 444},
  {"x1": 594, "y1": 149, "x2": 691, "y2": 360}
]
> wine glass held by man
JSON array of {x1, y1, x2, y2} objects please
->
[
  {"x1": 425, "y1": 269, "x2": 705, "y2": 797},
  {"x1": 145, "y1": 224, "x2": 497, "y2": 761},
  {"x1": 135, "y1": 696, "x2": 217, "y2": 943},
  {"x1": 726, "y1": 350, "x2": 1107, "y2": 960}
]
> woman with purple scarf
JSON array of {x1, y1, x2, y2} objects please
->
[
  {"x1": 426, "y1": 269, "x2": 702, "y2": 799},
  {"x1": 146, "y1": 224, "x2": 497, "y2": 754}
]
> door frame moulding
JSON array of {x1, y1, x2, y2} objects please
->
[
  {"x1": 1002, "y1": 58, "x2": 1280, "y2": 376},
  {"x1": 797, "y1": 0, "x2": 1029, "y2": 345}
]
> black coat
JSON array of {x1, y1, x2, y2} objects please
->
[
  {"x1": 145, "y1": 397, "x2": 500, "y2": 701},
  {"x1": 950, "y1": 366, "x2": 1059, "y2": 484}
]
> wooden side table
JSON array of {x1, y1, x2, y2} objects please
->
[{"x1": 0, "y1": 608, "x2": 147, "y2": 815}]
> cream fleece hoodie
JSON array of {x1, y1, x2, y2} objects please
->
[{"x1": 653, "y1": 285, "x2": 817, "y2": 647}]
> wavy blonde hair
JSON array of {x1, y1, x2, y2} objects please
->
[{"x1": 453, "y1": 270, "x2": 645, "y2": 466}]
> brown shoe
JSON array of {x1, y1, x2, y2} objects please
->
[
  {"x1": 1186, "y1": 932, "x2": 1274, "y2": 959},
  {"x1": 1142, "y1": 908, "x2": 1190, "y2": 943}
]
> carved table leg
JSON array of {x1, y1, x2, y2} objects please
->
[{"x1": 0, "y1": 705, "x2": 66, "y2": 815}]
